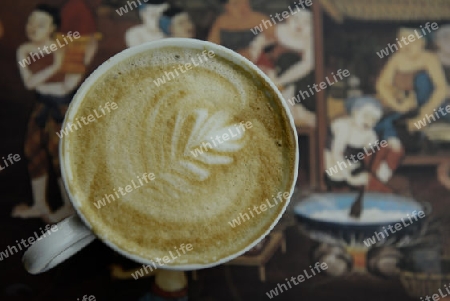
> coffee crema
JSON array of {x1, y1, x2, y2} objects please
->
[{"x1": 62, "y1": 46, "x2": 296, "y2": 266}]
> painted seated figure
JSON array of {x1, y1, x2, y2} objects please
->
[
  {"x1": 325, "y1": 96, "x2": 403, "y2": 193},
  {"x1": 376, "y1": 28, "x2": 447, "y2": 153}
]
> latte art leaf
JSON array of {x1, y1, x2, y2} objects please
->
[
  {"x1": 154, "y1": 109, "x2": 247, "y2": 198},
  {"x1": 177, "y1": 109, "x2": 246, "y2": 181},
  {"x1": 184, "y1": 110, "x2": 245, "y2": 152}
]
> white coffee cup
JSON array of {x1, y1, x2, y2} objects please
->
[{"x1": 23, "y1": 38, "x2": 299, "y2": 274}]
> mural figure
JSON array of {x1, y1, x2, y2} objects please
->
[
  {"x1": 125, "y1": 0, "x2": 169, "y2": 48},
  {"x1": 12, "y1": 3, "x2": 98, "y2": 222},
  {"x1": 250, "y1": 9, "x2": 315, "y2": 127},
  {"x1": 325, "y1": 96, "x2": 402, "y2": 192},
  {"x1": 376, "y1": 28, "x2": 447, "y2": 152}
]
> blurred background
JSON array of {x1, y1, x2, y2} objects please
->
[{"x1": 1, "y1": 0, "x2": 450, "y2": 300}]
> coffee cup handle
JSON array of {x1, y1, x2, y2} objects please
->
[{"x1": 22, "y1": 215, "x2": 96, "y2": 274}]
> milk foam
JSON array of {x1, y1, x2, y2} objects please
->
[{"x1": 64, "y1": 47, "x2": 296, "y2": 265}]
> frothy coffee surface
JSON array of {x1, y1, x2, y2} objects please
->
[{"x1": 63, "y1": 46, "x2": 296, "y2": 266}]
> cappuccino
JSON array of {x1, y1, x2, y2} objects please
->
[{"x1": 62, "y1": 46, "x2": 296, "y2": 266}]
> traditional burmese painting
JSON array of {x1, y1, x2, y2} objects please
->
[{"x1": 1, "y1": 0, "x2": 450, "y2": 301}]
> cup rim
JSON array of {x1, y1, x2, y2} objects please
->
[{"x1": 60, "y1": 37, "x2": 299, "y2": 271}]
